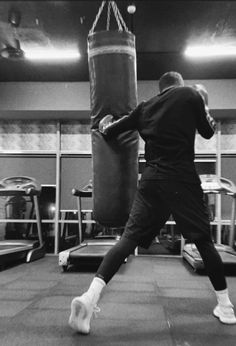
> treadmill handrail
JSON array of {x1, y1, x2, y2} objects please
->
[
  {"x1": 219, "y1": 177, "x2": 236, "y2": 196},
  {"x1": 0, "y1": 188, "x2": 40, "y2": 196},
  {"x1": 0, "y1": 244, "x2": 34, "y2": 256},
  {"x1": 200, "y1": 174, "x2": 236, "y2": 196},
  {"x1": 0, "y1": 176, "x2": 41, "y2": 194},
  {"x1": 72, "y1": 188, "x2": 92, "y2": 198}
]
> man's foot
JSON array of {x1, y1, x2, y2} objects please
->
[
  {"x1": 68, "y1": 293, "x2": 100, "y2": 334},
  {"x1": 213, "y1": 304, "x2": 236, "y2": 324}
]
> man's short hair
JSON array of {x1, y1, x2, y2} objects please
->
[{"x1": 159, "y1": 71, "x2": 184, "y2": 92}]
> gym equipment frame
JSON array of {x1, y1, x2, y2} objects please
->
[
  {"x1": 0, "y1": 176, "x2": 45, "y2": 269},
  {"x1": 183, "y1": 174, "x2": 236, "y2": 271},
  {"x1": 59, "y1": 184, "x2": 119, "y2": 272}
]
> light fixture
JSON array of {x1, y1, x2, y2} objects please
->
[
  {"x1": 127, "y1": 2, "x2": 136, "y2": 14},
  {"x1": 24, "y1": 48, "x2": 81, "y2": 61},
  {"x1": 184, "y1": 44, "x2": 236, "y2": 58}
]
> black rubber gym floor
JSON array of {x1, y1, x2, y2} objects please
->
[{"x1": 0, "y1": 255, "x2": 236, "y2": 346}]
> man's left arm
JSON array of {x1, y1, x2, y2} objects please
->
[{"x1": 196, "y1": 95, "x2": 216, "y2": 139}]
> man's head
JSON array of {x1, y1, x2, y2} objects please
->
[
  {"x1": 159, "y1": 71, "x2": 184, "y2": 93},
  {"x1": 193, "y1": 84, "x2": 208, "y2": 106}
]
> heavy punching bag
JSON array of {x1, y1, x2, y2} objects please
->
[{"x1": 88, "y1": 1, "x2": 139, "y2": 227}]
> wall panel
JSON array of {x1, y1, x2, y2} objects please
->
[{"x1": 60, "y1": 156, "x2": 92, "y2": 210}]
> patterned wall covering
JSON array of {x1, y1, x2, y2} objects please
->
[
  {"x1": 221, "y1": 120, "x2": 236, "y2": 151},
  {"x1": 0, "y1": 121, "x2": 57, "y2": 151},
  {"x1": 0, "y1": 120, "x2": 235, "y2": 153},
  {"x1": 61, "y1": 122, "x2": 91, "y2": 152},
  {"x1": 195, "y1": 133, "x2": 217, "y2": 154}
]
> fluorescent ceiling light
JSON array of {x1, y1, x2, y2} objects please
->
[
  {"x1": 24, "y1": 48, "x2": 81, "y2": 60},
  {"x1": 185, "y1": 44, "x2": 236, "y2": 58}
]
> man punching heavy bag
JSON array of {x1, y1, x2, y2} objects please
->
[{"x1": 88, "y1": 2, "x2": 139, "y2": 227}]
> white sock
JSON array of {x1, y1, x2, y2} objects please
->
[
  {"x1": 215, "y1": 288, "x2": 233, "y2": 306},
  {"x1": 86, "y1": 277, "x2": 106, "y2": 305}
]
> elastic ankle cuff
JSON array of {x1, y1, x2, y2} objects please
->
[
  {"x1": 215, "y1": 288, "x2": 228, "y2": 295},
  {"x1": 94, "y1": 277, "x2": 106, "y2": 287}
]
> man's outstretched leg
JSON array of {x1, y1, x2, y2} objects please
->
[
  {"x1": 69, "y1": 237, "x2": 137, "y2": 334},
  {"x1": 195, "y1": 239, "x2": 236, "y2": 324}
]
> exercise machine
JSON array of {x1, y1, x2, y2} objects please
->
[
  {"x1": 183, "y1": 174, "x2": 236, "y2": 271},
  {"x1": 0, "y1": 176, "x2": 45, "y2": 269},
  {"x1": 59, "y1": 182, "x2": 119, "y2": 271}
]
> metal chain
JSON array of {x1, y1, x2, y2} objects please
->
[
  {"x1": 110, "y1": 1, "x2": 122, "y2": 31},
  {"x1": 106, "y1": 1, "x2": 111, "y2": 31},
  {"x1": 89, "y1": 0, "x2": 128, "y2": 34},
  {"x1": 111, "y1": 1, "x2": 129, "y2": 32},
  {"x1": 89, "y1": 1, "x2": 106, "y2": 35},
  {"x1": 117, "y1": 8, "x2": 129, "y2": 31}
]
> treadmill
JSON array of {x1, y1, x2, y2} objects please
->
[
  {"x1": 0, "y1": 176, "x2": 45, "y2": 269},
  {"x1": 183, "y1": 174, "x2": 236, "y2": 271},
  {"x1": 59, "y1": 183, "x2": 119, "y2": 271}
]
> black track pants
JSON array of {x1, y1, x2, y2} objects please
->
[
  {"x1": 96, "y1": 236, "x2": 137, "y2": 284},
  {"x1": 96, "y1": 236, "x2": 226, "y2": 291},
  {"x1": 194, "y1": 239, "x2": 226, "y2": 291},
  {"x1": 96, "y1": 179, "x2": 227, "y2": 290}
]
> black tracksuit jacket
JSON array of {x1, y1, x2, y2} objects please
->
[{"x1": 104, "y1": 86, "x2": 216, "y2": 184}]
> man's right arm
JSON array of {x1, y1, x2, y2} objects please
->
[{"x1": 99, "y1": 102, "x2": 144, "y2": 137}]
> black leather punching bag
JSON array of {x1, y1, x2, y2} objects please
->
[{"x1": 88, "y1": 30, "x2": 139, "y2": 227}]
